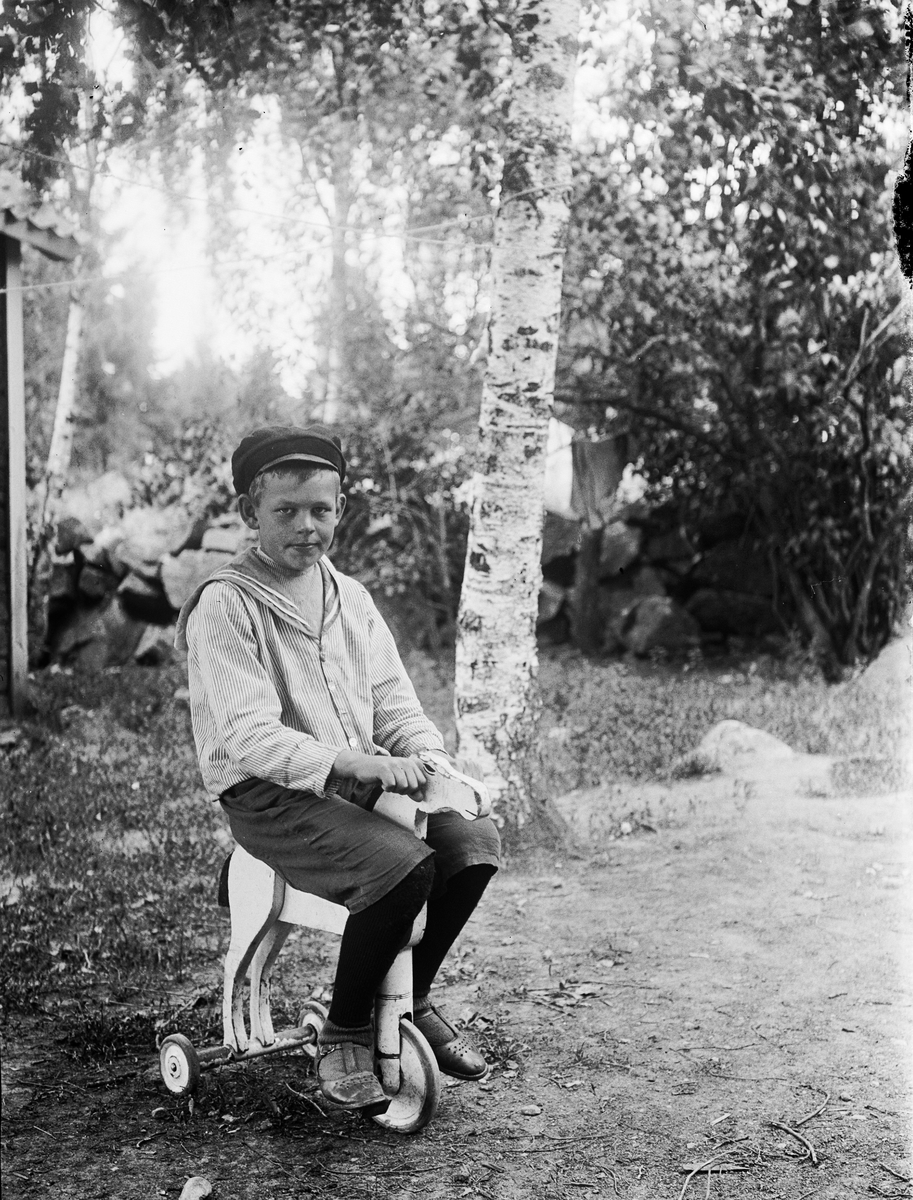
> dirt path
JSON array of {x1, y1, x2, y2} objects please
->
[{"x1": 3, "y1": 750, "x2": 911, "y2": 1199}]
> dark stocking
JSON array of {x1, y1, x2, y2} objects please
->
[
  {"x1": 326, "y1": 858, "x2": 435, "y2": 1031},
  {"x1": 412, "y1": 864, "x2": 496, "y2": 1005}
]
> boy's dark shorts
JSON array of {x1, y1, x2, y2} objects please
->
[{"x1": 220, "y1": 778, "x2": 501, "y2": 914}]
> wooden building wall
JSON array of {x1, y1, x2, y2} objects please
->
[
  {"x1": 1, "y1": 261, "x2": 11, "y2": 716},
  {"x1": 0, "y1": 261, "x2": 10, "y2": 710},
  {"x1": 1, "y1": 235, "x2": 26, "y2": 718}
]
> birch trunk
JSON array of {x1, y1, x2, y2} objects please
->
[
  {"x1": 454, "y1": 0, "x2": 580, "y2": 833},
  {"x1": 27, "y1": 287, "x2": 84, "y2": 659},
  {"x1": 35, "y1": 290, "x2": 83, "y2": 526}
]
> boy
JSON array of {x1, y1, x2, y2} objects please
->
[{"x1": 176, "y1": 425, "x2": 500, "y2": 1116}]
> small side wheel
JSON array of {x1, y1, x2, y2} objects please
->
[
  {"x1": 371, "y1": 1018, "x2": 441, "y2": 1134},
  {"x1": 159, "y1": 1034, "x2": 201, "y2": 1097},
  {"x1": 297, "y1": 1000, "x2": 328, "y2": 1061}
]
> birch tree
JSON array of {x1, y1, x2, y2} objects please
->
[{"x1": 455, "y1": 0, "x2": 580, "y2": 833}]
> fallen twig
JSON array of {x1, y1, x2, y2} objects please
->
[
  {"x1": 678, "y1": 1149, "x2": 742, "y2": 1199},
  {"x1": 769, "y1": 1120, "x2": 819, "y2": 1165},
  {"x1": 284, "y1": 1081, "x2": 328, "y2": 1116},
  {"x1": 795, "y1": 1092, "x2": 830, "y2": 1128},
  {"x1": 529, "y1": 995, "x2": 577, "y2": 1015},
  {"x1": 879, "y1": 1162, "x2": 912, "y2": 1184}
]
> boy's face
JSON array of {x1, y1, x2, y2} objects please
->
[{"x1": 239, "y1": 469, "x2": 345, "y2": 573}]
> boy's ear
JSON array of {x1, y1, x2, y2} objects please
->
[
  {"x1": 336, "y1": 492, "x2": 347, "y2": 519},
  {"x1": 238, "y1": 494, "x2": 259, "y2": 529}
]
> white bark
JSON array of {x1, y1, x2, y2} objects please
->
[
  {"x1": 46, "y1": 292, "x2": 83, "y2": 492},
  {"x1": 32, "y1": 290, "x2": 83, "y2": 543},
  {"x1": 454, "y1": 0, "x2": 580, "y2": 830}
]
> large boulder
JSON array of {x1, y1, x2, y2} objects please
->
[
  {"x1": 76, "y1": 562, "x2": 118, "y2": 601},
  {"x1": 622, "y1": 595, "x2": 701, "y2": 656},
  {"x1": 596, "y1": 584, "x2": 639, "y2": 653},
  {"x1": 629, "y1": 564, "x2": 667, "y2": 597},
  {"x1": 160, "y1": 549, "x2": 235, "y2": 609},
  {"x1": 55, "y1": 516, "x2": 93, "y2": 555},
  {"x1": 133, "y1": 623, "x2": 178, "y2": 665},
  {"x1": 689, "y1": 539, "x2": 774, "y2": 597},
  {"x1": 538, "y1": 579, "x2": 567, "y2": 624},
  {"x1": 104, "y1": 505, "x2": 198, "y2": 580},
  {"x1": 598, "y1": 521, "x2": 641, "y2": 578},
  {"x1": 52, "y1": 597, "x2": 147, "y2": 669},
  {"x1": 693, "y1": 720, "x2": 794, "y2": 771},
  {"x1": 118, "y1": 572, "x2": 175, "y2": 624},
  {"x1": 643, "y1": 527, "x2": 695, "y2": 566},
  {"x1": 58, "y1": 470, "x2": 132, "y2": 534},
  {"x1": 542, "y1": 510, "x2": 581, "y2": 565},
  {"x1": 686, "y1": 588, "x2": 781, "y2": 637},
  {"x1": 48, "y1": 557, "x2": 78, "y2": 604},
  {"x1": 695, "y1": 511, "x2": 748, "y2": 548},
  {"x1": 847, "y1": 637, "x2": 912, "y2": 706}
]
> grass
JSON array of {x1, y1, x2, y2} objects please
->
[{"x1": 1, "y1": 643, "x2": 907, "y2": 1045}]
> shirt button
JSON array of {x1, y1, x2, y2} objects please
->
[{"x1": 348, "y1": 737, "x2": 358, "y2": 748}]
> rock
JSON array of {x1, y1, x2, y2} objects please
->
[
  {"x1": 206, "y1": 512, "x2": 257, "y2": 551},
  {"x1": 848, "y1": 637, "x2": 912, "y2": 705},
  {"x1": 78, "y1": 541, "x2": 111, "y2": 569},
  {"x1": 542, "y1": 511, "x2": 581, "y2": 565},
  {"x1": 622, "y1": 596, "x2": 701, "y2": 656},
  {"x1": 174, "y1": 512, "x2": 210, "y2": 554},
  {"x1": 48, "y1": 558, "x2": 77, "y2": 603},
  {"x1": 693, "y1": 720, "x2": 794, "y2": 771},
  {"x1": 55, "y1": 516, "x2": 92, "y2": 555},
  {"x1": 53, "y1": 597, "x2": 147, "y2": 669},
  {"x1": 59, "y1": 469, "x2": 132, "y2": 532},
  {"x1": 178, "y1": 1178, "x2": 212, "y2": 1200},
  {"x1": 201, "y1": 524, "x2": 248, "y2": 553},
  {"x1": 598, "y1": 521, "x2": 641, "y2": 578},
  {"x1": 122, "y1": 504, "x2": 197, "y2": 556},
  {"x1": 615, "y1": 498, "x2": 651, "y2": 526},
  {"x1": 597, "y1": 585, "x2": 639, "y2": 651},
  {"x1": 134, "y1": 624, "x2": 177, "y2": 665},
  {"x1": 107, "y1": 540, "x2": 161, "y2": 582},
  {"x1": 643, "y1": 528, "x2": 695, "y2": 564},
  {"x1": 629, "y1": 564, "x2": 667, "y2": 596},
  {"x1": 695, "y1": 511, "x2": 748, "y2": 548},
  {"x1": 538, "y1": 579, "x2": 567, "y2": 624},
  {"x1": 685, "y1": 588, "x2": 781, "y2": 638},
  {"x1": 161, "y1": 550, "x2": 235, "y2": 609},
  {"x1": 118, "y1": 572, "x2": 175, "y2": 625},
  {"x1": 77, "y1": 563, "x2": 118, "y2": 601},
  {"x1": 689, "y1": 539, "x2": 773, "y2": 597}
]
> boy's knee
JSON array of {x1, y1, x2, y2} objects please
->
[
  {"x1": 397, "y1": 855, "x2": 436, "y2": 914},
  {"x1": 466, "y1": 816, "x2": 502, "y2": 867}
]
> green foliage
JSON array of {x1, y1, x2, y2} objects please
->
[
  {"x1": 560, "y1": 0, "x2": 910, "y2": 668},
  {"x1": 0, "y1": 665, "x2": 222, "y2": 1016},
  {"x1": 2, "y1": 647, "x2": 904, "y2": 1020},
  {"x1": 334, "y1": 411, "x2": 471, "y2": 647},
  {"x1": 6, "y1": 0, "x2": 908, "y2": 670},
  {"x1": 536, "y1": 650, "x2": 909, "y2": 794}
]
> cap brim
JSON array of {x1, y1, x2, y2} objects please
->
[{"x1": 257, "y1": 452, "x2": 341, "y2": 475}]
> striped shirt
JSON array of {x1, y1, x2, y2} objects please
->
[{"x1": 178, "y1": 548, "x2": 446, "y2": 800}]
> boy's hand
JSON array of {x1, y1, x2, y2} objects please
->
[{"x1": 330, "y1": 750, "x2": 427, "y2": 797}]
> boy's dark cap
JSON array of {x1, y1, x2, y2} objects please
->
[{"x1": 231, "y1": 425, "x2": 346, "y2": 496}]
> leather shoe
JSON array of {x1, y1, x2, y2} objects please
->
[
  {"x1": 414, "y1": 1005, "x2": 489, "y2": 1081},
  {"x1": 317, "y1": 1042, "x2": 390, "y2": 1115}
]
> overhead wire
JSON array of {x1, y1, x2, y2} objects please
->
[{"x1": 0, "y1": 140, "x2": 495, "y2": 244}]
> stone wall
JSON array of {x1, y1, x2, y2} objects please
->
[
  {"x1": 42, "y1": 506, "x2": 255, "y2": 670},
  {"x1": 37, "y1": 498, "x2": 792, "y2": 671},
  {"x1": 538, "y1": 505, "x2": 789, "y2": 658}
]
